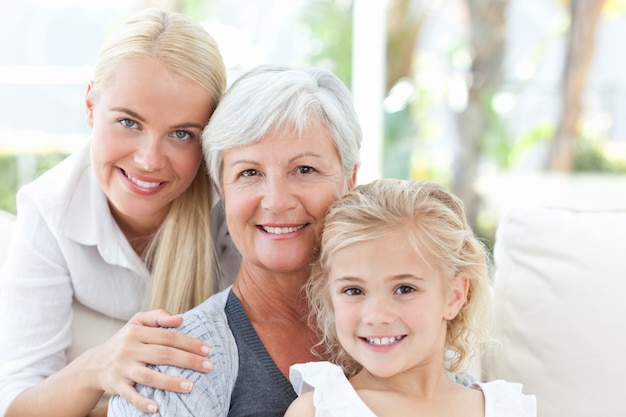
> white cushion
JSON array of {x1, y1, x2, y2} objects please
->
[{"x1": 482, "y1": 207, "x2": 626, "y2": 417}]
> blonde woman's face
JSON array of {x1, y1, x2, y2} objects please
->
[
  {"x1": 86, "y1": 57, "x2": 215, "y2": 234},
  {"x1": 328, "y1": 235, "x2": 465, "y2": 379}
]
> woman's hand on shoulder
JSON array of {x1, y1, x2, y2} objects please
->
[{"x1": 91, "y1": 309, "x2": 212, "y2": 414}]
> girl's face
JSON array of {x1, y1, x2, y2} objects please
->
[
  {"x1": 329, "y1": 235, "x2": 467, "y2": 379},
  {"x1": 221, "y1": 124, "x2": 356, "y2": 277},
  {"x1": 87, "y1": 57, "x2": 215, "y2": 234}
]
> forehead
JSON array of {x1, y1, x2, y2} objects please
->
[
  {"x1": 328, "y1": 234, "x2": 451, "y2": 281},
  {"x1": 224, "y1": 122, "x2": 339, "y2": 161}
]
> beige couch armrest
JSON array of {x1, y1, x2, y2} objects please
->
[{"x1": 483, "y1": 207, "x2": 626, "y2": 417}]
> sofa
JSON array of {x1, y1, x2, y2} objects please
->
[
  {"x1": 1, "y1": 206, "x2": 625, "y2": 416},
  {"x1": 481, "y1": 206, "x2": 626, "y2": 417}
]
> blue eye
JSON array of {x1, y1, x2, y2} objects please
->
[
  {"x1": 173, "y1": 130, "x2": 193, "y2": 141},
  {"x1": 120, "y1": 119, "x2": 138, "y2": 128}
]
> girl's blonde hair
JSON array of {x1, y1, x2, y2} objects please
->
[
  {"x1": 92, "y1": 8, "x2": 227, "y2": 313},
  {"x1": 308, "y1": 178, "x2": 492, "y2": 376}
]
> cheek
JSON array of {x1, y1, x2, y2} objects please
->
[
  {"x1": 223, "y1": 189, "x2": 254, "y2": 243},
  {"x1": 90, "y1": 131, "x2": 120, "y2": 169},
  {"x1": 90, "y1": 121, "x2": 128, "y2": 161},
  {"x1": 311, "y1": 187, "x2": 346, "y2": 225},
  {"x1": 333, "y1": 302, "x2": 358, "y2": 335},
  {"x1": 172, "y1": 148, "x2": 203, "y2": 183},
  {"x1": 403, "y1": 303, "x2": 441, "y2": 329}
]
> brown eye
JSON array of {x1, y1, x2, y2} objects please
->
[
  {"x1": 296, "y1": 166, "x2": 315, "y2": 174},
  {"x1": 395, "y1": 285, "x2": 416, "y2": 295},
  {"x1": 344, "y1": 287, "x2": 364, "y2": 296},
  {"x1": 241, "y1": 169, "x2": 258, "y2": 177}
]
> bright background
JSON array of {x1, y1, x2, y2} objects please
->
[{"x1": 2, "y1": 0, "x2": 626, "y2": 246}]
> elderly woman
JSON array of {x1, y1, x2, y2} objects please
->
[{"x1": 108, "y1": 64, "x2": 362, "y2": 416}]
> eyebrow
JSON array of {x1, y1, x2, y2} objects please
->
[
  {"x1": 110, "y1": 107, "x2": 205, "y2": 130},
  {"x1": 228, "y1": 152, "x2": 324, "y2": 168},
  {"x1": 333, "y1": 274, "x2": 426, "y2": 283},
  {"x1": 111, "y1": 107, "x2": 145, "y2": 122}
]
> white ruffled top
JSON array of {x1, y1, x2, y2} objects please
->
[{"x1": 289, "y1": 362, "x2": 536, "y2": 417}]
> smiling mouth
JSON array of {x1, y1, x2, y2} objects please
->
[
  {"x1": 364, "y1": 336, "x2": 404, "y2": 346},
  {"x1": 121, "y1": 169, "x2": 163, "y2": 189},
  {"x1": 260, "y1": 225, "x2": 306, "y2": 234}
]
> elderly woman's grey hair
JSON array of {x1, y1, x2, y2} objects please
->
[{"x1": 202, "y1": 65, "x2": 362, "y2": 193}]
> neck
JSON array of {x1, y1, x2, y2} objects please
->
[
  {"x1": 109, "y1": 203, "x2": 163, "y2": 256},
  {"x1": 351, "y1": 362, "x2": 454, "y2": 399},
  {"x1": 233, "y1": 262, "x2": 320, "y2": 377},
  {"x1": 232, "y1": 262, "x2": 310, "y2": 323}
]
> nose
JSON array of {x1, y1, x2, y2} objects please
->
[
  {"x1": 362, "y1": 295, "x2": 395, "y2": 326},
  {"x1": 133, "y1": 136, "x2": 166, "y2": 172},
  {"x1": 261, "y1": 174, "x2": 298, "y2": 213}
]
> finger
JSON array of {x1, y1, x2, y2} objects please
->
[
  {"x1": 117, "y1": 382, "x2": 160, "y2": 414},
  {"x1": 129, "y1": 309, "x2": 183, "y2": 328},
  {"x1": 133, "y1": 325, "x2": 211, "y2": 357},
  {"x1": 129, "y1": 365, "x2": 197, "y2": 394},
  {"x1": 140, "y1": 343, "x2": 213, "y2": 373}
]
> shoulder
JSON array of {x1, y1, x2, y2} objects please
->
[
  {"x1": 176, "y1": 289, "x2": 235, "y2": 354},
  {"x1": 108, "y1": 290, "x2": 239, "y2": 416},
  {"x1": 473, "y1": 380, "x2": 537, "y2": 417},
  {"x1": 17, "y1": 140, "x2": 93, "y2": 217},
  {"x1": 289, "y1": 361, "x2": 344, "y2": 395},
  {"x1": 284, "y1": 391, "x2": 316, "y2": 417}
]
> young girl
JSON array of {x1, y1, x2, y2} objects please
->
[{"x1": 286, "y1": 178, "x2": 536, "y2": 417}]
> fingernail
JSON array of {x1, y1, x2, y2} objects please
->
[
  {"x1": 201, "y1": 345, "x2": 211, "y2": 355},
  {"x1": 202, "y1": 360, "x2": 213, "y2": 371},
  {"x1": 147, "y1": 403, "x2": 158, "y2": 413},
  {"x1": 180, "y1": 381, "x2": 193, "y2": 392}
]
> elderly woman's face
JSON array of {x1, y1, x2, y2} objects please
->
[{"x1": 222, "y1": 123, "x2": 356, "y2": 275}]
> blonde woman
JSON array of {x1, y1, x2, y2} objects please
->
[
  {"x1": 287, "y1": 179, "x2": 536, "y2": 416},
  {"x1": 0, "y1": 8, "x2": 238, "y2": 417}
]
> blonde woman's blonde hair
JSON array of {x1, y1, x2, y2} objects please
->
[
  {"x1": 307, "y1": 178, "x2": 492, "y2": 377},
  {"x1": 92, "y1": 8, "x2": 227, "y2": 314}
]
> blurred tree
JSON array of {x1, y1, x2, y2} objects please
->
[
  {"x1": 298, "y1": 0, "x2": 354, "y2": 86},
  {"x1": 549, "y1": 0, "x2": 606, "y2": 171},
  {"x1": 454, "y1": 0, "x2": 508, "y2": 230},
  {"x1": 299, "y1": 0, "x2": 438, "y2": 94},
  {"x1": 386, "y1": 0, "x2": 441, "y2": 91}
]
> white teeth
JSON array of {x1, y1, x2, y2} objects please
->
[
  {"x1": 263, "y1": 225, "x2": 305, "y2": 234},
  {"x1": 124, "y1": 171, "x2": 162, "y2": 189},
  {"x1": 366, "y1": 336, "x2": 402, "y2": 346}
]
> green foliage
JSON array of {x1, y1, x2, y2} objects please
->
[
  {"x1": 0, "y1": 156, "x2": 18, "y2": 214},
  {"x1": 298, "y1": 0, "x2": 353, "y2": 86},
  {"x1": 574, "y1": 137, "x2": 626, "y2": 173},
  {"x1": 179, "y1": 0, "x2": 215, "y2": 20},
  {"x1": 0, "y1": 153, "x2": 69, "y2": 214}
]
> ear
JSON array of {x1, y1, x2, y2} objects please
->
[
  {"x1": 85, "y1": 81, "x2": 95, "y2": 128},
  {"x1": 446, "y1": 273, "x2": 469, "y2": 320},
  {"x1": 346, "y1": 164, "x2": 358, "y2": 190}
]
